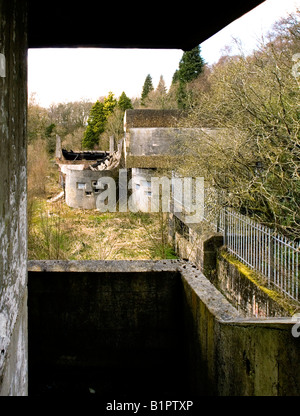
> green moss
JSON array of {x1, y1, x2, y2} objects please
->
[{"x1": 219, "y1": 249, "x2": 299, "y2": 316}]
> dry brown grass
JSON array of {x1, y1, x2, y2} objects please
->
[{"x1": 27, "y1": 142, "x2": 177, "y2": 260}]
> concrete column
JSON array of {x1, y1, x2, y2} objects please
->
[
  {"x1": 0, "y1": 0, "x2": 28, "y2": 396},
  {"x1": 109, "y1": 135, "x2": 115, "y2": 153}
]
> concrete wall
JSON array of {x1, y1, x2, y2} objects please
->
[
  {"x1": 124, "y1": 109, "x2": 192, "y2": 169},
  {"x1": 65, "y1": 168, "x2": 118, "y2": 210},
  {"x1": 216, "y1": 252, "x2": 291, "y2": 317},
  {"x1": 130, "y1": 168, "x2": 154, "y2": 212},
  {"x1": 0, "y1": 0, "x2": 28, "y2": 396},
  {"x1": 27, "y1": 260, "x2": 300, "y2": 396},
  {"x1": 27, "y1": 260, "x2": 187, "y2": 396},
  {"x1": 181, "y1": 266, "x2": 300, "y2": 396},
  {"x1": 171, "y1": 215, "x2": 294, "y2": 318},
  {"x1": 124, "y1": 110, "x2": 222, "y2": 170},
  {"x1": 173, "y1": 215, "x2": 223, "y2": 278}
]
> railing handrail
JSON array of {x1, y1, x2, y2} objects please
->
[{"x1": 207, "y1": 207, "x2": 299, "y2": 303}]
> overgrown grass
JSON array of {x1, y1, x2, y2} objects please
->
[
  {"x1": 28, "y1": 200, "x2": 177, "y2": 260},
  {"x1": 27, "y1": 144, "x2": 177, "y2": 260},
  {"x1": 28, "y1": 191, "x2": 177, "y2": 261}
]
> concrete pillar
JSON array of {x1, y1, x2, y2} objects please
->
[
  {"x1": 109, "y1": 135, "x2": 115, "y2": 154},
  {"x1": 0, "y1": 0, "x2": 28, "y2": 396},
  {"x1": 55, "y1": 134, "x2": 62, "y2": 159}
]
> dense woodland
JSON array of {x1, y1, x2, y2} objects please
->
[{"x1": 28, "y1": 9, "x2": 300, "y2": 241}]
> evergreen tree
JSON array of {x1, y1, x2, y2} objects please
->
[
  {"x1": 177, "y1": 46, "x2": 204, "y2": 84},
  {"x1": 82, "y1": 93, "x2": 118, "y2": 149},
  {"x1": 141, "y1": 74, "x2": 154, "y2": 106},
  {"x1": 145, "y1": 75, "x2": 168, "y2": 109},
  {"x1": 118, "y1": 91, "x2": 133, "y2": 111},
  {"x1": 171, "y1": 69, "x2": 179, "y2": 85},
  {"x1": 82, "y1": 100, "x2": 106, "y2": 149},
  {"x1": 172, "y1": 45, "x2": 205, "y2": 109},
  {"x1": 103, "y1": 92, "x2": 117, "y2": 117}
]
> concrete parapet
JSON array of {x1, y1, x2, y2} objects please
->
[
  {"x1": 174, "y1": 222, "x2": 223, "y2": 278},
  {"x1": 180, "y1": 262, "x2": 300, "y2": 396},
  {"x1": 27, "y1": 260, "x2": 300, "y2": 396}
]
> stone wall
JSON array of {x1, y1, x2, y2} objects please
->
[{"x1": 0, "y1": 0, "x2": 28, "y2": 396}]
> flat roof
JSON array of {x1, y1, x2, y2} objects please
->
[{"x1": 27, "y1": 1, "x2": 265, "y2": 51}]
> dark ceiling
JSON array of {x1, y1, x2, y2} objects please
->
[{"x1": 28, "y1": 1, "x2": 265, "y2": 51}]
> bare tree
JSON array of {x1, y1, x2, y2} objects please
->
[{"x1": 176, "y1": 10, "x2": 300, "y2": 239}]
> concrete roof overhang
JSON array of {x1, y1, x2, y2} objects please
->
[{"x1": 27, "y1": 0, "x2": 265, "y2": 51}]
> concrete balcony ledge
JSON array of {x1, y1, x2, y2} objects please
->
[
  {"x1": 28, "y1": 259, "x2": 181, "y2": 274},
  {"x1": 27, "y1": 259, "x2": 300, "y2": 396}
]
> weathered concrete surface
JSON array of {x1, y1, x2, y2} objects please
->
[
  {"x1": 216, "y1": 252, "x2": 292, "y2": 317},
  {"x1": 173, "y1": 215, "x2": 223, "y2": 278},
  {"x1": 124, "y1": 127, "x2": 181, "y2": 169},
  {"x1": 64, "y1": 167, "x2": 118, "y2": 209},
  {"x1": 124, "y1": 109, "x2": 204, "y2": 169},
  {"x1": 0, "y1": 0, "x2": 28, "y2": 396},
  {"x1": 171, "y1": 215, "x2": 293, "y2": 318},
  {"x1": 28, "y1": 259, "x2": 180, "y2": 273},
  {"x1": 124, "y1": 109, "x2": 187, "y2": 129},
  {"x1": 28, "y1": 260, "x2": 187, "y2": 396},
  {"x1": 28, "y1": 260, "x2": 300, "y2": 396},
  {"x1": 181, "y1": 263, "x2": 300, "y2": 396}
]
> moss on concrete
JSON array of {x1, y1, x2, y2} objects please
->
[{"x1": 219, "y1": 249, "x2": 300, "y2": 316}]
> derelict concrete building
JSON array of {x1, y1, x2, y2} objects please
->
[{"x1": 56, "y1": 137, "x2": 122, "y2": 209}]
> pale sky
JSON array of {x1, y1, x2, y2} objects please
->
[{"x1": 28, "y1": 0, "x2": 299, "y2": 108}]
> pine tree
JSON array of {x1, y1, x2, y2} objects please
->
[
  {"x1": 82, "y1": 100, "x2": 105, "y2": 149},
  {"x1": 118, "y1": 91, "x2": 133, "y2": 111},
  {"x1": 172, "y1": 45, "x2": 205, "y2": 109},
  {"x1": 103, "y1": 92, "x2": 117, "y2": 117},
  {"x1": 177, "y1": 46, "x2": 204, "y2": 84},
  {"x1": 82, "y1": 93, "x2": 117, "y2": 149},
  {"x1": 141, "y1": 74, "x2": 154, "y2": 106}
]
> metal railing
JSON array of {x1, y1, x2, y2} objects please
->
[{"x1": 212, "y1": 209, "x2": 300, "y2": 302}]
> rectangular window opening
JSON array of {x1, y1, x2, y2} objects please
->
[{"x1": 77, "y1": 182, "x2": 86, "y2": 190}]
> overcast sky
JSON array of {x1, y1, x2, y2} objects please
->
[{"x1": 28, "y1": 0, "x2": 299, "y2": 108}]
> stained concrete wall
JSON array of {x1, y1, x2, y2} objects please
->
[
  {"x1": 65, "y1": 168, "x2": 118, "y2": 210},
  {"x1": 28, "y1": 260, "x2": 300, "y2": 396},
  {"x1": 124, "y1": 109, "x2": 210, "y2": 169},
  {"x1": 172, "y1": 215, "x2": 223, "y2": 278},
  {"x1": 181, "y1": 266, "x2": 300, "y2": 396},
  {"x1": 216, "y1": 252, "x2": 290, "y2": 317},
  {"x1": 27, "y1": 260, "x2": 188, "y2": 396},
  {"x1": 0, "y1": 0, "x2": 28, "y2": 396},
  {"x1": 171, "y1": 215, "x2": 293, "y2": 318}
]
